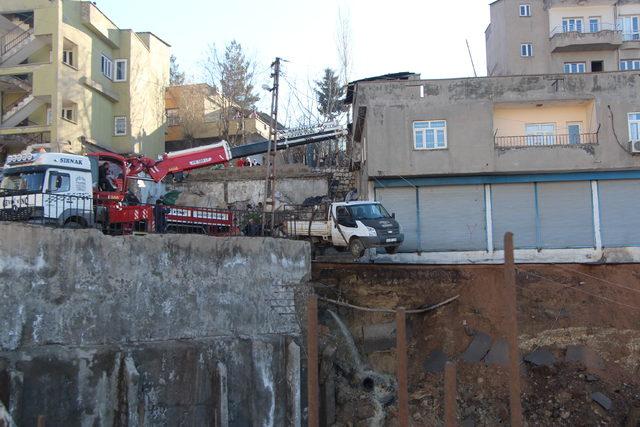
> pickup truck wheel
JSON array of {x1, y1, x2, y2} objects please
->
[
  {"x1": 63, "y1": 219, "x2": 84, "y2": 229},
  {"x1": 385, "y1": 245, "x2": 399, "y2": 254},
  {"x1": 349, "y1": 238, "x2": 366, "y2": 258}
]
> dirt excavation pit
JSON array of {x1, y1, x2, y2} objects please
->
[{"x1": 312, "y1": 263, "x2": 640, "y2": 426}]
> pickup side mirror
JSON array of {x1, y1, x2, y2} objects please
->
[{"x1": 392, "y1": 212, "x2": 396, "y2": 219}]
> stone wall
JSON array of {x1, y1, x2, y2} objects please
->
[{"x1": 0, "y1": 224, "x2": 311, "y2": 426}]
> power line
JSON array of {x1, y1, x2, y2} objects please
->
[
  {"x1": 552, "y1": 265, "x2": 640, "y2": 295},
  {"x1": 515, "y1": 267, "x2": 640, "y2": 311}
]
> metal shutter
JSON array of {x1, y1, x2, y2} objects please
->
[
  {"x1": 376, "y1": 187, "x2": 418, "y2": 251},
  {"x1": 418, "y1": 185, "x2": 486, "y2": 251},
  {"x1": 537, "y1": 181, "x2": 594, "y2": 249},
  {"x1": 491, "y1": 183, "x2": 537, "y2": 250},
  {"x1": 598, "y1": 179, "x2": 640, "y2": 247}
]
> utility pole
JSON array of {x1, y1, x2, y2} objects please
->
[{"x1": 262, "y1": 57, "x2": 281, "y2": 236}]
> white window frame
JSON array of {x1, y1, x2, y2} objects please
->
[
  {"x1": 629, "y1": 112, "x2": 640, "y2": 142},
  {"x1": 413, "y1": 120, "x2": 448, "y2": 150},
  {"x1": 589, "y1": 17, "x2": 601, "y2": 33},
  {"x1": 62, "y1": 49, "x2": 74, "y2": 67},
  {"x1": 61, "y1": 107, "x2": 74, "y2": 122},
  {"x1": 620, "y1": 59, "x2": 640, "y2": 70},
  {"x1": 564, "y1": 62, "x2": 586, "y2": 73},
  {"x1": 563, "y1": 17, "x2": 584, "y2": 33},
  {"x1": 46, "y1": 107, "x2": 52, "y2": 125},
  {"x1": 567, "y1": 122, "x2": 583, "y2": 144},
  {"x1": 520, "y1": 43, "x2": 533, "y2": 57},
  {"x1": 114, "y1": 116, "x2": 127, "y2": 136},
  {"x1": 519, "y1": 4, "x2": 531, "y2": 17},
  {"x1": 101, "y1": 54, "x2": 113, "y2": 80},
  {"x1": 525, "y1": 123, "x2": 556, "y2": 146},
  {"x1": 114, "y1": 59, "x2": 127, "y2": 82},
  {"x1": 619, "y1": 16, "x2": 640, "y2": 41}
]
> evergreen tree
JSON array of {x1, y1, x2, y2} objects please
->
[
  {"x1": 217, "y1": 40, "x2": 260, "y2": 110},
  {"x1": 169, "y1": 55, "x2": 186, "y2": 86},
  {"x1": 315, "y1": 68, "x2": 345, "y2": 120}
]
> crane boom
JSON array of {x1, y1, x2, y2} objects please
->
[{"x1": 126, "y1": 124, "x2": 347, "y2": 182}]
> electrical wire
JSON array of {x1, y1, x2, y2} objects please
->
[
  {"x1": 551, "y1": 264, "x2": 640, "y2": 295},
  {"x1": 515, "y1": 267, "x2": 640, "y2": 311}
]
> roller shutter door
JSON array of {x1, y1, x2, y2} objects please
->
[
  {"x1": 491, "y1": 183, "x2": 537, "y2": 250},
  {"x1": 537, "y1": 181, "x2": 594, "y2": 249},
  {"x1": 418, "y1": 185, "x2": 486, "y2": 251},
  {"x1": 599, "y1": 179, "x2": 640, "y2": 247},
  {"x1": 375, "y1": 187, "x2": 418, "y2": 251}
]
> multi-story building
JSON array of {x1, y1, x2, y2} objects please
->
[
  {"x1": 165, "y1": 83, "x2": 274, "y2": 152},
  {"x1": 347, "y1": 70, "x2": 640, "y2": 262},
  {"x1": 486, "y1": 0, "x2": 640, "y2": 76},
  {"x1": 0, "y1": 0, "x2": 170, "y2": 158}
]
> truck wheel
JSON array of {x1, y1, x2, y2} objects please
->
[
  {"x1": 63, "y1": 219, "x2": 84, "y2": 229},
  {"x1": 385, "y1": 246, "x2": 400, "y2": 254},
  {"x1": 349, "y1": 238, "x2": 366, "y2": 258}
]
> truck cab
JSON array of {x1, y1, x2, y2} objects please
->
[
  {"x1": 331, "y1": 201, "x2": 404, "y2": 256},
  {"x1": 0, "y1": 152, "x2": 94, "y2": 227}
]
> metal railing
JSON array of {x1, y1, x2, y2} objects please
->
[
  {"x1": 495, "y1": 133, "x2": 598, "y2": 148},
  {"x1": 0, "y1": 16, "x2": 34, "y2": 57},
  {"x1": 623, "y1": 32, "x2": 640, "y2": 41},
  {"x1": 0, "y1": 192, "x2": 94, "y2": 227},
  {"x1": 550, "y1": 23, "x2": 618, "y2": 37},
  {"x1": 2, "y1": 93, "x2": 32, "y2": 120}
]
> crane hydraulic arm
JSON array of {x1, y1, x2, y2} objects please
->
[{"x1": 126, "y1": 124, "x2": 347, "y2": 183}]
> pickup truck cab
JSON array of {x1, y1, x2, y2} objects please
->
[{"x1": 284, "y1": 201, "x2": 404, "y2": 257}]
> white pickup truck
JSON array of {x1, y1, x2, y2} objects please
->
[{"x1": 282, "y1": 201, "x2": 404, "y2": 257}]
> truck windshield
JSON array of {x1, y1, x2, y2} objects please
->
[
  {"x1": 0, "y1": 171, "x2": 45, "y2": 194},
  {"x1": 347, "y1": 204, "x2": 391, "y2": 220}
]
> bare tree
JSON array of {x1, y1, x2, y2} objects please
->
[
  {"x1": 175, "y1": 85, "x2": 208, "y2": 146},
  {"x1": 201, "y1": 40, "x2": 260, "y2": 146}
]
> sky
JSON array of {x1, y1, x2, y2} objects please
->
[{"x1": 100, "y1": 0, "x2": 491, "y2": 124}]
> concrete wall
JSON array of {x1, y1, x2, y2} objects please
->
[
  {"x1": 0, "y1": 224, "x2": 310, "y2": 425},
  {"x1": 353, "y1": 71, "x2": 640, "y2": 181}
]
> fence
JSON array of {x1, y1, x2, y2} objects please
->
[
  {"x1": 495, "y1": 132, "x2": 598, "y2": 148},
  {"x1": 0, "y1": 191, "x2": 329, "y2": 240}
]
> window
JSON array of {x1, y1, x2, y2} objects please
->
[
  {"x1": 591, "y1": 60, "x2": 604, "y2": 72},
  {"x1": 589, "y1": 17, "x2": 601, "y2": 33},
  {"x1": 166, "y1": 109, "x2": 180, "y2": 126},
  {"x1": 46, "y1": 107, "x2": 52, "y2": 125},
  {"x1": 630, "y1": 113, "x2": 640, "y2": 142},
  {"x1": 413, "y1": 120, "x2": 447, "y2": 150},
  {"x1": 562, "y1": 18, "x2": 584, "y2": 33},
  {"x1": 48, "y1": 172, "x2": 70, "y2": 193},
  {"x1": 619, "y1": 16, "x2": 640, "y2": 40},
  {"x1": 114, "y1": 59, "x2": 127, "y2": 82},
  {"x1": 101, "y1": 54, "x2": 113, "y2": 79},
  {"x1": 520, "y1": 43, "x2": 533, "y2": 57},
  {"x1": 519, "y1": 4, "x2": 531, "y2": 17},
  {"x1": 620, "y1": 59, "x2": 640, "y2": 70},
  {"x1": 62, "y1": 50, "x2": 74, "y2": 67},
  {"x1": 114, "y1": 116, "x2": 127, "y2": 136},
  {"x1": 525, "y1": 123, "x2": 556, "y2": 145},
  {"x1": 564, "y1": 62, "x2": 586, "y2": 73},
  {"x1": 61, "y1": 107, "x2": 74, "y2": 122}
]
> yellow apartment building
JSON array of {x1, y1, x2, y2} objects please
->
[
  {"x1": 0, "y1": 0, "x2": 170, "y2": 159},
  {"x1": 165, "y1": 83, "x2": 272, "y2": 152}
]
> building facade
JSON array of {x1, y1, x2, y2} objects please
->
[
  {"x1": 0, "y1": 0, "x2": 170, "y2": 158},
  {"x1": 165, "y1": 84, "x2": 272, "y2": 152},
  {"x1": 486, "y1": 0, "x2": 640, "y2": 76},
  {"x1": 348, "y1": 71, "x2": 640, "y2": 262}
]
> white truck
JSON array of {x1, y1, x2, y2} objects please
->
[{"x1": 282, "y1": 201, "x2": 404, "y2": 257}]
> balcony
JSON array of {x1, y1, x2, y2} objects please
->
[
  {"x1": 550, "y1": 24, "x2": 623, "y2": 52},
  {"x1": 495, "y1": 133, "x2": 598, "y2": 149}
]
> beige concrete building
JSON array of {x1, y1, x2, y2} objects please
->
[
  {"x1": 0, "y1": 0, "x2": 170, "y2": 159},
  {"x1": 486, "y1": 0, "x2": 640, "y2": 76}
]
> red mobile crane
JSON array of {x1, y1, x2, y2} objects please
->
[{"x1": 87, "y1": 124, "x2": 346, "y2": 234}]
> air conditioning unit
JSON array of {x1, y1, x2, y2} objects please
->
[{"x1": 631, "y1": 140, "x2": 640, "y2": 153}]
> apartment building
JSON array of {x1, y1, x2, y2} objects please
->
[
  {"x1": 165, "y1": 83, "x2": 273, "y2": 152},
  {"x1": 347, "y1": 71, "x2": 640, "y2": 262},
  {"x1": 0, "y1": 0, "x2": 170, "y2": 158},
  {"x1": 486, "y1": 0, "x2": 640, "y2": 76}
]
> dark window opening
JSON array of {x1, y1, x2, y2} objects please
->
[{"x1": 591, "y1": 61, "x2": 604, "y2": 72}]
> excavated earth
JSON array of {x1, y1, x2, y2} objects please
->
[{"x1": 312, "y1": 263, "x2": 640, "y2": 426}]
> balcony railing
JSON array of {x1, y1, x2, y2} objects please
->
[
  {"x1": 495, "y1": 133, "x2": 598, "y2": 148},
  {"x1": 550, "y1": 23, "x2": 618, "y2": 37}
]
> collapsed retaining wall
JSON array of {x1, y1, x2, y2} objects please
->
[{"x1": 0, "y1": 224, "x2": 311, "y2": 426}]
